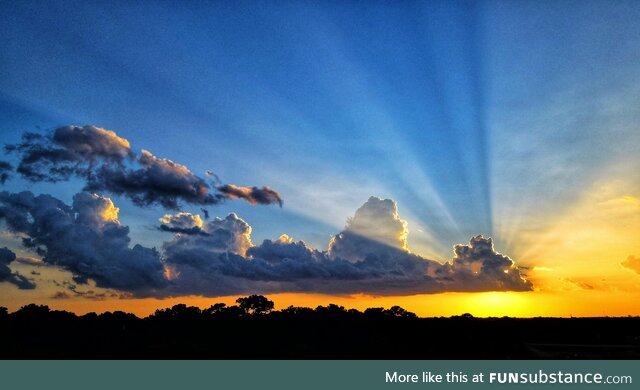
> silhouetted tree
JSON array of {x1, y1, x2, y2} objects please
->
[
  {"x1": 220, "y1": 305, "x2": 245, "y2": 317},
  {"x1": 14, "y1": 303, "x2": 50, "y2": 318},
  {"x1": 236, "y1": 295, "x2": 274, "y2": 315},
  {"x1": 386, "y1": 305, "x2": 417, "y2": 318},
  {"x1": 174, "y1": 304, "x2": 201, "y2": 317},
  {"x1": 316, "y1": 304, "x2": 347, "y2": 316},
  {"x1": 364, "y1": 307, "x2": 386, "y2": 317},
  {"x1": 98, "y1": 310, "x2": 139, "y2": 326},
  {"x1": 281, "y1": 305, "x2": 314, "y2": 316},
  {"x1": 203, "y1": 303, "x2": 227, "y2": 316}
]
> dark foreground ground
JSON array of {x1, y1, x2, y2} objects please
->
[{"x1": 2, "y1": 302, "x2": 639, "y2": 359}]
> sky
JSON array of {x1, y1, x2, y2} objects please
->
[{"x1": 1, "y1": 0, "x2": 639, "y2": 317}]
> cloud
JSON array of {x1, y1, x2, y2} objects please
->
[
  {"x1": 0, "y1": 247, "x2": 36, "y2": 289},
  {"x1": 162, "y1": 212, "x2": 254, "y2": 257},
  {"x1": 163, "y1": 231, "x2": 377, "y2": 296},
  {"x1": 63, "y1": 283, "x2": 118, "y2": 300},
  {"x1": 621, "y1": 255, "x2": 640, "y2": 274},
  {"x1": 16, "y1": 257, "x2": 44, "y2": 266},
  {"x1": 0, "y1": 191, "x2": 167, "y2": 292},
  {"x1": 85, "y1": 149, "x2": 227, "y2": 209},
  {"x1": 445, "y1": 235, "x2": 534, "y2": 291},
  {"x1": 161, "y1": 197, "x2": 532, "y2": 296},
  {"x1": 247, "y1": 234, "x2": 324, "y2": 264},
  {"x1": 0, "y1": 191, "x2": 531, "y2": 296},
  {"x1": 5, "y1": 126, "x2": 134, "y2": 182},
  {"x1": 328, "y1": 196, "x2": 408, "y2": 262},
  {"x1": 7, "y1": 126, "x2": 283, "y2": 209},
  {"x1": 0, "y1": 161, "x2": 12, "y2": 184},
  {"x1": 218, "y1": 184, "x2": 283, "y2": 207},
  {"x1": 51, "y1": 291, "x2": 72, "y2": 299},
  {"x1": 73, "y1": 190, "x2": 120, "y2": 228},
  {"x1": 159, "y1": 212, "x2": 206, "y2": 235}
]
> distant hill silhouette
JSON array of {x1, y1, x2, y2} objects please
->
[{"x1": 1, "y1": 295, "x2": 639, "y2": 359}]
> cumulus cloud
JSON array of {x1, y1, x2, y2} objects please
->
[
  {"x1": 159, "y1": 212, "x2": 205, "y2": 235},
  {"x1": 160, "y1": 197, "x2": 531, "y2": 296},
  {"x1": 0, "y1": 191, "x2": 167, "y2": 292},
  {"x1": 7, "y1": 126, "x2": 282, "y2": 209},
  {"x1": 0, "y1": 190, "x2": 531, "y2": 296},
  {"x1": 0, "y1": 161, "x2": 12, "y2": 184},
  {"x1": 621, "y1": 255, "x2": 640, "y2": 274},
  {"x1": 162, "y1": 212, "x2": 253, "y2": 257},
  {"x1": 328, "y1": 196, "x2": 408, "y2": 262},
  {"x1": 443, "y1": 235, "x2": 534, "y2": 291},
  {"x1": 0, "y1": 247, "x2": 36, "y2": 289},
  {"x1": 163, "y1": 230, "x2": 373, "y2": 296},
  {"x1": 247, "y1": 234, "x2": 323, "y2": 264}
]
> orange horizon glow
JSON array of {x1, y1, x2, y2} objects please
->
[{"x1": 2, "y1": 289, "x2": 640, "y2": 319}]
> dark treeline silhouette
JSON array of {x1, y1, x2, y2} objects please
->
[{"x1": 1, "y1": 295, "x2": 639, "y2": 359}]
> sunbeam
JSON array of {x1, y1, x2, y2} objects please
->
[{"x1": 1, "y1": 0, "x2": 640, "y2": 319}]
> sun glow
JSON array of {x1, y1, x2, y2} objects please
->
[{"x1": 463, "y1": 292, "x2": 530, "y2": 317}]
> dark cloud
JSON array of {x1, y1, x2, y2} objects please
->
[
  {"x1": 0, "y1": 191, "x2": 531, "y2": 297},
  {"x1": 621, "y1": 255, "x2": 640, "y2": 274},
  {"x1": 443, "y1": 235, "x2": 534, "y2": 291},
  {"x1": 63, "y1": 283, "x2": 113, "y2": 300},
  {"x1": 218, "y1": 184, "x2": 283, "y2": 207},
  {"x1": 51, "y1": 291, "x2": 72, "y2": 299},
  {"x1": 7, "y1": 125, "x2": 283, "y2": 209},
  {"x1": 0, "y1": 191, "x2": 167, "y2": 293},
  {"x1": 0, "y1": 247, "x2": 36, "y2": 289},
  {"x1": 200, "y1": 208, "x2": 210, "y2": 219},
  {"x1": 0, "y1": 161, "x2": 12, "y2": 184},
  {"x1": 161, "y1": 197, "x2": 532, "y2": 296},
  {"x1": 86, "y1": 151, "x2": 283, "y2": 209},
  {"x1": 159, "y1": 225, "x2": 206, "y2": 235},
  {"x1": 5, "y1": 126, "x2": 134, "y2": 182},
  {"x1": 162, "y1": 212, "x2": 253, "y2": 258},
  {"x1": 85, "y1": 150, "x2": 226, "y2": 209}
]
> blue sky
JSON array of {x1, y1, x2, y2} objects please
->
[{"x1": 1, "y1": 0, "x2": 639, "y2": 261}]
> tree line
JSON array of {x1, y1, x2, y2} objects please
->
[{"x1": 1, "y1": 295, "x2": 639, "y2": 359}]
